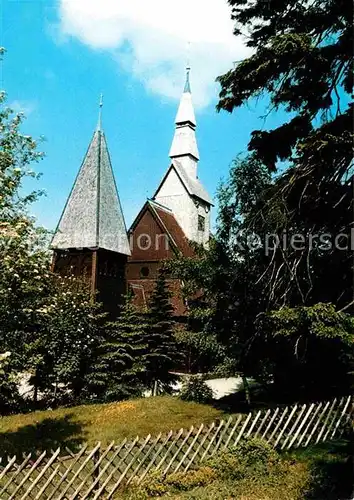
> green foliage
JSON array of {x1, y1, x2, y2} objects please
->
[
  {"x1": 136, "y1": 467, "x2": 217, "y2": 497},
  {"x1": 269, "y1": 303, "x2": 354, "y2": 343},
  {"x1": 208, "y1": 437, "x2": 280, "y2": 481},
  {"x1": 0, "y1": 352, "x2": 21, "y2": 414},
  {"x1": 217, "y1": 0, "x2": 353, "y2": 312},
  {"x1": 90, "y1": 292, "x2": 149, "y2": 401},
  {"x1": 27, "y1": 276, "x2": 105, "y2": 405},
  {"x1": 169, "y1": 0, "x2": 353, "y2": 402},
  {"x1": 145, "y1": 270, "x2": 179, "y2": 392},
  {"x1": 179, "y1": 375, "x2": 213, "y2": 404},
  {"x1": 0, "y1": 75, "x2": 105, "y2": 411}
]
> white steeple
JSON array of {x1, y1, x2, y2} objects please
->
[
  {"x1": 169, "y1": 66, "x2": 199, "y2": 179},
  {"x1": 154, "y1": 68, "x2": 212, "y2": 247}
]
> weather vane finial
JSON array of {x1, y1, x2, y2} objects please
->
[
  {"x1": 97, "y1": 93, "x2": 103, "y2": 131},
  {"x1": 184, "y1": 42, "x2": 191, "y2": 93}
]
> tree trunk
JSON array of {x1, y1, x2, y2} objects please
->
[
  {"x1": 242, "y1": 375, "x2": 251, "y2": 406},
  {"x1": 33, "y1": 372, "x2": 38, "y2": 405}
]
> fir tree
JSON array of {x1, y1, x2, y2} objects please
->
[
  {"x1": 146, "y1": 270, "x2": 179, "y2": 394},
  {"x1": 90, "y1": 291, "x2": 149, "y2": 402}
]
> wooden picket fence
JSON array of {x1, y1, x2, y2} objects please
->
[{"x1": 0, "y1": 395, "x2": 352, "y2": 499}]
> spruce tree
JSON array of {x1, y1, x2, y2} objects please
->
[
  {"x1": 146, "y1": 270, "x2": 178, "y2": 394},
  {"x1": 91, "y1": 291, "x2": 149, "y2": 401}
]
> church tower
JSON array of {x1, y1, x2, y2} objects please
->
[
  {"x1": 153, "y1": 67, "x2": 212, "y2": 246},
  {"x1": 51, "y1": 97, "x2": 130, "y2": 316}
]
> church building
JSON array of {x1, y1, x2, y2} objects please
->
[
  {"x1": 51, "y1": 69, "x2": 212, "y2": 317},
  {"x1": 51, "y1": 98, "x2": 131, "y2": 316},
  {"x1": 127, "y1": 67, "x2": 212, "y2": 314}
]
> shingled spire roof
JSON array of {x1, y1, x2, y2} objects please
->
[
  {"x1": 51, "y1": 99, "x2": 130, "y2": 255},
  {"x1": 169, "y1": 66, "x2": 199, "y2": 162}
]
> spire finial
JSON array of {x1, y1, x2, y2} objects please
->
[
  {"x1": 97, "y1": 93, "x2": 103, "y2": 131},
  {"x1": 184, "y1": 65, "x2": 191, "y2": 93},
  {"x1": 184, "y1": 41, "x2": 192, "y2": 93}
]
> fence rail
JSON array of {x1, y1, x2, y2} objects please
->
[{"x1": 0, "y1": 395, "x2": 352, "y2": 499}]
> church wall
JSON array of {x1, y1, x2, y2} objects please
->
[
  {"x1": 195, "y1": 201, "x2": 211, "y2": 246},
  {"x1": 128, "y1": 209, "x2": 176, "y2": 262},
  {"x1": 154, "y1": 169, "x2": 197, "y2": 242}
]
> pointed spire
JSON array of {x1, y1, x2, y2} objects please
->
[
  {"x1": 97, "y1": 93, "x2": 103, "y2": 131},
  {"x1": 169, "y1": 66, "x2": 199, "y2": 172},
  {"x1": 174, "y1": 66, "x2": 196, "y2": 126},
  {"x1": 51, "y1": 104, "x2": 130, "y2": 256}
]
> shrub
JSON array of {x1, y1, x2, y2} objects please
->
[
  {"x1": 179, "y1": 375, "x2": 213, "y2": 404},
  {"x1": 126, "y1": 467, "x2": 217, "y2": 498},
  {"x1": 165, "y1": 466, "x2": 217, "y2": 491},
  {"x1": 207, "y1": 437, "x2": 281, "y2": 480}
]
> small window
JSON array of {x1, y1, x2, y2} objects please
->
[
  {"x1": 140, "y1": 266, "x2": 150, "y2": 278},
  {"x1": 198, "y1": 215, "x2": 205, "y2": 232}
]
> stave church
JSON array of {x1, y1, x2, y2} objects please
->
[{"x1": 51, "y1": 68, "x2": 212, "y2": 317}]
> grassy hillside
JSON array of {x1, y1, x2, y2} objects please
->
[{"x1": 0, "y1": 396, "x2": 226, "y2": 457}]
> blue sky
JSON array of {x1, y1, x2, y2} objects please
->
[{"x1": 1, "y1": 0, "x2": 289, "y2": 231}]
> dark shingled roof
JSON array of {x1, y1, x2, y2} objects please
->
[
  {"x1": 51, "y1": 129, "x2": 130, "y2": 255},
  {"x1": 149, "y1": 201, "x2": 195, "y2": 257}
]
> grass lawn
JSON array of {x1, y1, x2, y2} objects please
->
[{"x1": 0, "y1": 396, "x2": 227, "y2": 457}]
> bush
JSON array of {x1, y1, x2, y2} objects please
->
[
  {"x1": 125, "y1": 467, "x2": 217, "y2": 498},
  {"x1": 207, "y1": 437, "x2": 281, "y2": 480},
  {"x1": 179, "y1": 375, "x2": 213, "y2": 404},
  {"x1": 165, "y1": 466, "x2": 217, "y2": 491}
]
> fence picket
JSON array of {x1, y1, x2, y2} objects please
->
[
  {"x1": 268, "y1": 407, "x2": 289, "y2": 443},
  {"x1": 296, "y1": 403, "x2": 322, "y2": 448},
  {"x1": 213, "y1": 417, "x2": 233, "y2": 455},
  {"x1": 20, "y1": 447, "x2": 61, "y2": 500},
  {"x1": 200, "y1": 420, "x2": 224, "y2": 461},
  {"x1": 34, "y1": 463, "x2": 61, "y2": 500},
  {"x1": 254, "y1": 409, "x2": 271, "y2": 438},
  {"x1": 185, "y1": 422, "x2": 216, "y2": 472},
  {"x1": 246, "y1": 410, "x2": 262, "y2": 438},
  {"x1": 274, "y1": 405, "x2": 298, "y2": 447},
  {"x1": 163, "y1": 427, "x2": 195, "y2": 475},
  {"x1": 0, "y1": 454, "x2": 32, "y2": 498},
  {"x1": 8, "y1": 450, "x2": 47, "y2": 500},
  {"x1": 174, "y1": 424, "x2": 204, "y2": 473},
  {"x1": 234, "y1": 412, "x2": 252, "y2": 446},
  {"x1": 304, "y1": 401, "x2": 331, "y2": 447},
  {"x1": 91, "y1": 438, "x2": 129, "y2": 500},
  {"x1": 261, "y1": 407, "x2": 279, "y2": 440},
  {"x1": 330, "y1": 395, "x2": 352, "y2": 439},
  {"x1": 46, "y1": 443, "x2": 89, "y2": 500},
  {"x1": 72, "y1": 441, "x2": 116, "y2": 499},
  {"x1": 315, "y1": 398, "x2": 337, "y2": 444},
  {"x1": 137, "y1": 430, "x2": 174, "y2": 483},
  {"x1": 288, "y1": 403, "x2": 315, "y2": 449},
  {"x1": 107, "y1": 435, "x2": 152, "y2": 499},
  {"x1": 126, "y1": 433, "x2": 163, "y2": 485},
  {"x1": 56, "y1": 442, "x2": 101, "y2": 500},
  {"x1": 281, "y1": 404, "x2": 307, "y2": 449},
  {"x1": 223, "y1": 415, "x2": 243, "y2": 450}
]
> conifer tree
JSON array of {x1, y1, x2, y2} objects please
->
[
  {"x1": 146, "y1": 270, "x2": 178, "y2": 394},
  {"x1": 90, "y1": 291, "x2": 149, "y2": 402}
]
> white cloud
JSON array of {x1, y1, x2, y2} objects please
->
[
  {"x1": 9, "y1": 100, "x2": 37, "y2": 116},
  {"x1": 57, "y1": 0, "x2": 251, "y2": 108}
]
